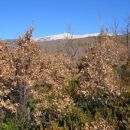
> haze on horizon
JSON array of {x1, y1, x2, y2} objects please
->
[{"x1": 0, "y1": 0, "x2": 130, "y2": 39}]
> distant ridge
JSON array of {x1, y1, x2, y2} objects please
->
[
  {"x1": 5, "y1": 32, "x2": 114, "y2": 43},
  {"x1": 35, "y1": 33, "x2": 100, "y2": 42}
]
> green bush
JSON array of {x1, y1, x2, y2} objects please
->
[{"x1": 0, "y1": 118, "x2": 19, "y2": 130}]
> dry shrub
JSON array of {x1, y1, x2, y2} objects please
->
[
  {"x1": 77, "y1": 42, "x2": 121, "y2": 97},
  {"x1": 1, "y1": 30, "x2": 129, "y2": 129},
  {"x1": 0, "y1": 41, "x2": 17, "y2": 113},
  {"x1": 84, "y1": 118, "x2": 114, "y2": 130},
  {"x1": 31, "y1": 53, "x2": 74, "y2": 124},
  {"x1": 75, "y1": 40, "x2": 128, "y2": 129},
  {"x1": 0, "y1": 29, "x2": 74, "y2": 125}
]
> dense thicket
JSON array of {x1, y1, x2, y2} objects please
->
[{"x1": 0, "y1": 30, "x2": 130, "y2": 130}]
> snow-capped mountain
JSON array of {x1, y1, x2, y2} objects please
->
[{"x1": 35, "y1": 33, "x2": 100, "y2": 42}]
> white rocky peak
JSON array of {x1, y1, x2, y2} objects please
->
[{"x1": 35, "y1": 33, "x2": 100, "y2": 42}]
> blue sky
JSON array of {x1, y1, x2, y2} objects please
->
[{"x1": 0, "y1": 0, "x2": 130, "y2": 39}]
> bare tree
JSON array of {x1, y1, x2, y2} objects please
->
[
  {"x1": 98, "y1": 24, "x2": 109, "y2": 45},
  {"x1": 111, "y1": 18, "x2": 119, "y2": 42},
  {"x1": 64, "y1": 24, "x2": 79, "y2": 60},
  {"x1": 124, "y1": 16, "x2": 130, "y2": 60},
  {"x1": 126, "y1": 16, "x2": 130, "y2": 45}
]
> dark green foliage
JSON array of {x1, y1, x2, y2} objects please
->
[{"x1": 0, "y1": 118, "x2": 19, "y2": 130}]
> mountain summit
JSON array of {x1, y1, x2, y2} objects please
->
[{"x1": 35, "y1": 33, "x2": 100, "y2": 42}]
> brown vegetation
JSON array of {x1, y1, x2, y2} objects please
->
[{"x1": 0, "y1": 29, "x2": 130, "y2": 130}]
